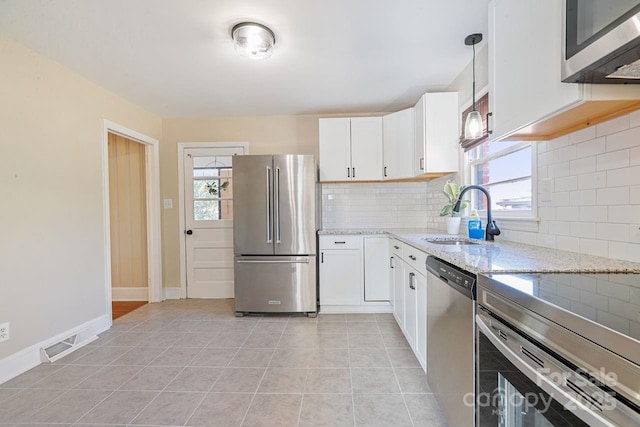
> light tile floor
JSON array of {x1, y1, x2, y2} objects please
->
[{"x1": 0, "y1": 299, "x2": 448, "y2": 426}]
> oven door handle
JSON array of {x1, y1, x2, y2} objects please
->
[{"x1": 476, "y1": 314, "x2": 616, "y2": 427}]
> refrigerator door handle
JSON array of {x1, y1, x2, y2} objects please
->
[
  {"x1": 266, "y1": 166, "x2": 272, "y2": 243},
  {"x1": 236, "y1": 259, "x2": 310, "y2": 264},
  {"x1": 275, "y1": 166, "x2": 281, "y2": 244}
]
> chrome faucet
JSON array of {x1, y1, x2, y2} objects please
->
[{"x1": 453, "y1": 185, "x2": 501, "y2": 241}]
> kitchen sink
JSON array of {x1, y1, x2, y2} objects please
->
[{"x1": 423, "y1": 238, "x2": 481, "y2": 246}]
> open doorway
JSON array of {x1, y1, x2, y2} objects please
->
[
  {"x1": 102, "y1": 120, "x2": 162, "y2": 322},
  {"x1": 108, "y1": 133, "x2": 149, "y2": 317}
]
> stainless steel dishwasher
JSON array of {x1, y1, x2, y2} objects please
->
[{"x1": 426, "y1": 256, "x2": 476, "y2": 427}]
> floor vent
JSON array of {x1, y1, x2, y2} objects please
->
[{"x1": 40, "y1": 327, "x2": 97, "y2": 363}]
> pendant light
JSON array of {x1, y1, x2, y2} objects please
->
[
  {"x1": 464, "y1": 33, "x2": 483, "y2": 139},
  {"x1": 231, "y1": 22, "x2": 276, "y2": 60}
]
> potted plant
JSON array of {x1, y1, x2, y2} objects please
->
[{"x1": 440, "y1": 180, "x2": 467, "y2": 235}]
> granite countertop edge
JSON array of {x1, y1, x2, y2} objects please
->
[{"x1": 318, "y1": 228, "x2": 640, "y2": 275}]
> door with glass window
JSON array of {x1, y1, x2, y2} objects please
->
[{"x1": 183, "y1": 146, "x2": 245, "y2": 298}]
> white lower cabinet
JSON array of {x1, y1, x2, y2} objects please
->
[
  {"x1": 319, "y1": 249, "x2": 362, "y2": 306},
  {"x1": 390, "y1": 241, "x2": 428, "y2": 373},
  {"x1": 404, "y1": 267, "x2": 417, "y2": 349},
  {"x1": 319, "y1": 235, "x2": 391, "y2": 313},
  {"x1": 363, "y1": 237, "x2": 390, "y2": 301}
]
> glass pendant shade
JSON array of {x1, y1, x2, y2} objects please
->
[
  {"x1": 232, "y1": 22, "x2": 275, "y2": 60},
  {"x1": 464, "y1": 109, "x2": 483, "y2": 139}
]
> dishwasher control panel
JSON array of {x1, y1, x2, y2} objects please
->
[{"x1": 426, "y1": 256, "x2": 476, "y2": 299}]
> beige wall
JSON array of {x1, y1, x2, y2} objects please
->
[
  {"x1": 160, "y1": 116, "x2": 321, "y2": 286},
  {"x1": 0, "y1": 36, "x2": 162, "y2": 359}
]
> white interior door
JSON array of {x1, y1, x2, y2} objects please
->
[{"x1": 184, "y1": 145, "x2": 245, "y2": 298}]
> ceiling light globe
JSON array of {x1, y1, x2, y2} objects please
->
[{"x1": 231, "y1": 22, "x2": 275, "y2": 60}]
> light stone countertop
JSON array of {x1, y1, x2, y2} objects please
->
[{"x1": 318, "y1": 229, "x2": 640, "y2": 274}]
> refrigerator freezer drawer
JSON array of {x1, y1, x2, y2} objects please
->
[{"x1": 234, "y1": 256, "x2": 317, "y2": 314}]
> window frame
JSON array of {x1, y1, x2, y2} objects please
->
[{"x1": 464, "y1": 140, "x2": 538, "y2": 221}]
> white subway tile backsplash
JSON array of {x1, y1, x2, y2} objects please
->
[
  {"x1": 596, "y1": 149, "x2": 630, "y2": 171},
  {"x1": 631, "y1": 147, "x2": 640, "y2": 166},
  {"x1": 579, "y1": 238, "x2": 609, "y2": 257},
  {"x1": 577, "y1": 171, "x2": 607, "y2": 190},
  {"x1": 631, "y1": 186, "x2": 640, "y2": 205},
  {"x1": 608, "y1": 205, "x2": 640, "y2": 224},
  {"x1": 605, "y1": 126, "x2": 640, "y2": 152},
  {"x1": 609, "y1": 241, "x2": 640, "y2": 263},
  {"x1": 577, "y1": 206, "x2": 608, "y2": 222},
  {"x1": 568, "y1": 126, "x2": 596, "y2": 144},
  {"x1": 569, "y1": 156, "x2": 596, "y2": 175},
  {"x1": 551, "y1": 145, "x2": 577, "y2": 163},
  {"x1": 548, "y1": 220, "x2": 572, "y2": 236},
  {"x1": 548, "y1": 161, "x2": 571, "y2": 178},
  {"x1": 616, "y1": 166, "x2": 640, "y2": 186},
  {"x1": 596, "y1": 115, "x2": 630, "y2": 137},
  {"x1": 556, "y1": 206, "x2": 580, "y2": 221},
  {"x1": 575, "y1": 137, "x2": 606, "y2": 158},
  {"x1": 554, "y1": 176, "x2": 578, "y2": 192},
  {"x1": 571, "y1": 221, "x2": 597, "y2": 239},
  {"x1": 630, "y1": 109, "x2": 640, "y2": 128},
  {"x1": 596, "y1": 223, "x2": 630, "y2": 242},
  {"x1": 556, "y1": 235, "x2": 580, "y2": 252},
  {"x1": 569, "y1": 189, "x2": 596, "y2": 206},
  {"x1": 596, "y1": 187, "x2": 629, "y2": 206}
]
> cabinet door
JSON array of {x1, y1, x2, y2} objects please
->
[
  {"x1": 413, "y1": 95, "x2": 426, "y2": 176},
  {"x1": 404, "y1": 267, "x2": 417, "y2": 349},
  {"x1": 415, "y1": 271, "x2": 427, "y2": 372},
  {"x1": 393, "y1": 259, "x2": 405, "y2": 326},
  {"x1": 423, "y1": 92, "x2": 459, "y2": 174},
  {"x1": 350, "y1": 117, "x2": 383, "y2": 181},
  {"x1": 319, "y1": 249, "x2": 362, "y2": 306},
  {"x1": 383, "y1": 108, "x2": 414, "y2": 180},
  {"x1": 363, "y1": 237, "x2": 390, "y2": 301},
  {"x1": 319, "y1": 118, "x2": 351, "y2": 181},
  {"x1": 489, "y1": 0, "x2": 582, "y2": 140}
]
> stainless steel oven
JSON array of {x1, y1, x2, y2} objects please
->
[
  {"x1": 562, "y1": 0, "x2": 640, "y2": 83},
  {"x1": 476, "y1": 273, "x2": 640, "y2": 426}
]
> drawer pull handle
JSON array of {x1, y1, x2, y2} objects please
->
[
  {"x1": 393, "y1": 245, "x2": 400, "y2": 250},
  {"x1": 409, "y1": 255, "x2": 417, "y2": 261},
  {"x1": 334, "y1": 241, "x2": 346, "y2": 244}
]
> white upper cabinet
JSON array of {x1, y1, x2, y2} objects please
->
[
  {"x1": 383, "y1": 107, "x2": 414, "y2": 180},
  {"x1": 350, "y1": 117, "x2": 384, "y2": 181},
  {"x1": 319, "y1": 117, "x2": 383, "y2": 182},
  {"x1": 413, "y1": 92, "x2": 459, "y2": 176},
  {"x1": 489, "y1": 0, "x2": 583, "y2": 141}
]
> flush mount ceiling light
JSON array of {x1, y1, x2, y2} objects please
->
[
  {"x1": 464, "y1": 33, "x2": 483, "y2": 139},
  {"x1": 231, "y1": 22, "x2": 275, "y2": 60}
]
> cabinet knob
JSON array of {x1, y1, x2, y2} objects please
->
[{"x1": 409, "y1": 255, "x2": 416, "y2": 261}]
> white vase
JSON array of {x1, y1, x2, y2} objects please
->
[{"x1": 445, "y1": 217, "x2": 461, "y2": 235}]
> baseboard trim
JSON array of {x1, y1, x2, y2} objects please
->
[
  {"x1": 319, "y1": 303, "x2": 393, "y2": 314},
  {"x1": 164, "y1": 287, "x2": 181, "y2": 300},
  {"x1": 112, "y1": 287, "x2": 148, "y2": 301},
  {"x1": 0, "y1": 314, "x2": 111, "y2": 385}
]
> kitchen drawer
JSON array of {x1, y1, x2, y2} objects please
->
[
  {"x1": 402, "y1": 243, "x2": 427, "y2": 274},
  {"x1": 319, "y1": 235, "x2": 363, "y2": 250},
  {"x1": 389, "y1": 239, "x2": 403, "y2": 257}
]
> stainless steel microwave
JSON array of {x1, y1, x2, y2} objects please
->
[{"x1": 562, "y1": 0, "x2": 640, "y2": 83}]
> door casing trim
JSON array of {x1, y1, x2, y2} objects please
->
[
  {"x1": 102, "y1": 120, "x2": 162, "y2": 320},
  {"x1": 177, "y1": 142, "x2": 249, "y2": 299}
]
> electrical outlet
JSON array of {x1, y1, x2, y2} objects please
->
[{"x1": 0, "y1": 323, "x2": 9, "y2": 343}]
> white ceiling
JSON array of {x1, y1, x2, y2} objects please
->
[{"x1": 0, "y1": 0, "x2": 489, "y2": 117}]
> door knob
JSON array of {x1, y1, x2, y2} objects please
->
[{"x1": 185, "y1": 229, "x2": 193, "y2": 235}]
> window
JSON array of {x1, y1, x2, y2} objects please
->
[
  {"x1": 466, "y1": 139, "x2": 535, "y2": 218},
  {"x1": 192, "y1": 156, "x2": 233, "y2": 220}
]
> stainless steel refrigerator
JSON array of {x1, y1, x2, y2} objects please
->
[{"x1": 232, "y1": 154, "x2": 317, "y2": 316}]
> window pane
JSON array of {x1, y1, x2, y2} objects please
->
[
  {"x1": 193, "y1": 200, "x2": 234, "y2": 220},
  {"x1": 193, "y1": 178, "x2": 232, "y2": 199},
  {"x1": 472, "y1": 178, "x2": 532, "y2": 212},
  {"x1": 474, "y1": 147, "x2": 532, "y2": 185}
]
